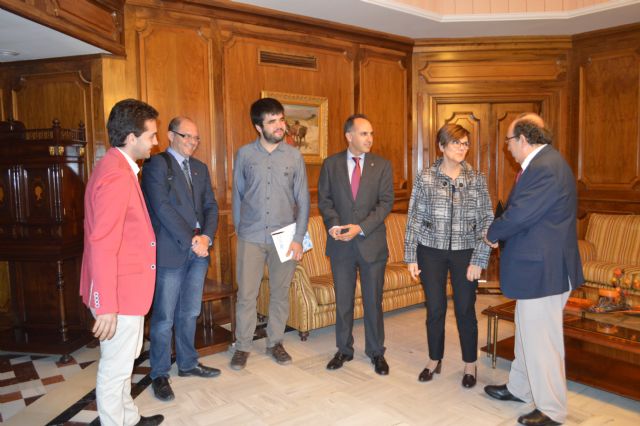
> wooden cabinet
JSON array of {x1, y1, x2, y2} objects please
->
[{"x1": 0, "y1": 119, "x2": 92, "y2": 360}]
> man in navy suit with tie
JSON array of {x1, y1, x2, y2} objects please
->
[
  {"x1": 318, "y1": 114, "x2": 394, "y2": 375},
  {"x1": 141, "y1": 117, "x2": 220, "y2": 402},
  {"x1": 484, "y1": 113, "x2": 583, "y2": 426}
]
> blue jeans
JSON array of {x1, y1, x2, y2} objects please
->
[{"x1": 149, "y1": 251, "x2": 208, "y2": 379}]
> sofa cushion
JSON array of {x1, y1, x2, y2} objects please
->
[
  {"x1": 310, "y1": 263, "x2": 416, "y2": 306},
  {"x1": 386, "y1": 213, "x2": 407, "y2": 264},
  {"x1": 582, "y1": 261, "x2": 640, "y2": 286},
  {"x1": 310, "y1": 273, "x2": 340, "y2": 305},
  {"x1": 384, "y1": 263, "x2": 418, "y2": 291},
  {"x1": 585, "y1": 214, "x2": 640, "y2": 265},
  {"x1": 302, "y1": 216, "x2": 331, "y2": 277}
]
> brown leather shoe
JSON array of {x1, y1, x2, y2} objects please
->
[
  {"x1": 326, "y1": 352, "x2": 353, "y2": 370},
  {"x1": 517, "y1": 409, "x2": 561, "y2": 425},
  {"x1": 266, "y1": 343, "x2": 292, "y2": 365},
  {"x1": 230, "y1": 350, "x2": 249, "y2": 370},
  {"x1": 418, "y1": 360, "x2": 441, "y2": 382}
]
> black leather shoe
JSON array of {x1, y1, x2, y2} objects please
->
[
  {"x1": 151, "y1": 377, "x2": 174, "y2": 402},
  {"x1": 372, "y1": 355, "x2": 389, "y2": 375},
  {"x1": 517, "y1": 409, "x2": 561, "y2": 425},
  {"x1": 178, "y1": 363, "x2": 221, "y2": 378},
  {"x1": 135, "y1": 414, "x2": 164, "y2": 425},
  {"x1": 462, "y1": 365, "x2": 477, "y2": 388},
  {"x1": 326, "y1": 352, "x2": 353, "y2": 370},
  {"x1": 418, "y1": 360, "x2": 441, "y2": 382},
  {"x1": 484, "y1": 384, "x2": 524, "y2": 402}
]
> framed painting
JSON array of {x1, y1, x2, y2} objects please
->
[{"x1": 261, "y1": 91, "x2": 328, "y2": 164}]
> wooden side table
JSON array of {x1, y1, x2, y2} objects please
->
[{"x1": 194, "y1": 279, "x2": 236, "y2": 356}]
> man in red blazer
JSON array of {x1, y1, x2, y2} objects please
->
[{"x1": 80, "y1": 99, "x2": 163, "y2": 426}]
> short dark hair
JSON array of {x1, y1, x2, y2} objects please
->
[
  {"x1": 343, "y1": 114, "x2": 369, "y2": 134},
  {"x1": 106, "y1": 99, "x2": 158, "y2": 147},
  {"x1": 167, "y1": 116, "x2": 193, "y2": 133},
  {"x1": 436, "y1": 123, "x2": 470, "y2": 148},
  {"x1": 513, "y1": 120, "x2": 552, "y2": 146},
  {"x1": 250, "y1": 98, "x2": 284, "y2": 128}
]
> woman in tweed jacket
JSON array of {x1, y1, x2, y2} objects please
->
[{"x1": 404, "y1": 123, "x2": 493, "y2": 388}]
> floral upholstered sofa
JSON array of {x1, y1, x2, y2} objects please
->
[
  {"x1": 256, "y1": 213, "x2": 425, "y2": 340},
  {"x1": 576, "y1": 213, "x2": 640, "y2": 306}
]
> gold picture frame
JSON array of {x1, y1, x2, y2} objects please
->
[{"x1": 261, "y1": 91, "x2": 328, "y2": 164}]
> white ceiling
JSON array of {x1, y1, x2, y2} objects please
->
[
  {"x1": 233, "y1": 0, "x2": 640, "y2": 39},
  {"x1": 0, "y1": 8, "x2": 107, "y2": 63},
  {"x1": 1, "y1": 1, "x2": 639, "y2": 64}
]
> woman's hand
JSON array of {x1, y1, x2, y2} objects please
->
[
  {"x1": 408, "y1": 263, "x2": 421, "y2": 280},
  {"x1": 466, "y1": 264, "x2": 482, "y2": 281}
]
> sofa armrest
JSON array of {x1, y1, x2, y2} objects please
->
[
  {"x1": 578, "y1": 239, "x2": 597, "y2": 264},
  {"x1": 287, "y1": 263, "x2": 319, "y2": 333}
]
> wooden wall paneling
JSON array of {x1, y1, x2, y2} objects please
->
[
  {"x1": 577, "y1": 49, "x2": 640, "y2": 191},
  {"x1": 222, "y1": 35, "x2": 355, "y2": 201},
  {"x1": 11, "y1": 71, "x2": 91, "y2": 129},
  {"x1": 359, "y1": 47, "x2": 411, "y2": 206},
  {"x1": 133, "y1": 9, "x2": 227, "y2": 282},
  {"x1": 136, "y1": 16, "x2": 215, "y2": 168},
  {"x1": 571, "y1": 24, "x2": 640, "y2": 220}
]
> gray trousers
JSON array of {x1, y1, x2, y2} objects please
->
[
  {"x1": 235, "y1": 238, "x2": 297, "y2": 351},
  {"x1": 507, "y1": 289, "x2": 570, "y2": 423}
]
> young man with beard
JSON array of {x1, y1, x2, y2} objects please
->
[{"x1": 230, "y1": 98, "x2": 310, "y2": 370}]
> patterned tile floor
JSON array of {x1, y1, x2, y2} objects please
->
[{"x1": 0, "y1": 350, "x2": 97, "y2": 423}]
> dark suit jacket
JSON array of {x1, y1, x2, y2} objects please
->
[
  {"x1": 487, "y1": 145, "x2": 584, "y2": 299},
  {"x1": 318, "y1": 150, "x2": 394, "y2": 263},
  {"x1": 141, "y1": 151, "x2": 218, "y2": 268}
]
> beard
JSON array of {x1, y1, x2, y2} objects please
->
[{"x1": 261, "y1": 127, "x2": 285, "y2": 144}]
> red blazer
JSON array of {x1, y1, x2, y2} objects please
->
[{"x1": 80, "y1": 148, "x2": 157, "y2": 315}]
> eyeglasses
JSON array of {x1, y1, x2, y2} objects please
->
[
  {"x1": 505, "y1": 135, "x2": 518, "y2": 143},
  {"x1": 449, "y1": 140, "x2": 470, "y2": 149},
  {"x1": 172, "y1": 130, "x2": 201, "y2": 143}
]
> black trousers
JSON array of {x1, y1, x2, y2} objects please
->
[
  {"x1": 330, "y1": 243, "x2": 387, "y2": 359},
  {"x1": 417, "y1": 244, "x2": 478, "y2": 363}
]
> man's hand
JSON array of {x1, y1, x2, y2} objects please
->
[
  {"x1": 335, "y1": 224, "x2": 362, "y2": 241},
  {"x1": 466, "y1": 264, "x2": 482, "y2": 281},
  {"x1": 483, "y1": 235, "x2": 499, "y2": 248},
  {"x1": 286, "y1": 241, "x2": 303, "y2": 261},
  {"x1": 93, "y1": 313, "x2": 117, "y2": 341},
  {"x1": 191, "y1": 235, "x2": 210, "y2": 257},
  {"x1": 407, "y1": 263, "x2": 421, "y2": 280},
  {"x1": 328, "y1": 226, "x2": 342, "y2": 240}
]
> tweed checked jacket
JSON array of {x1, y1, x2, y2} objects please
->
[{"x1": 404, "y1": 158, "x2": 493, "y2": 267}]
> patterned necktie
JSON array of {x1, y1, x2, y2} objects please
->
[
  {"x1": 182, "y1": 159, "x2": 193, "y2": 191},
  {"x1": 515, "y1": 168, "x2": 523, "y2": 183},
  {"x1": 351, "y1": 157, "x2": 361, "y2": 200}
]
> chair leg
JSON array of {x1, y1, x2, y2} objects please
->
[{"x1": 299, "y1": 331, "x2": 309, "y2": 341}]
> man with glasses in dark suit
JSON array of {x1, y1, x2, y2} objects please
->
[{"x1": 142, "y1": 117, "x2": 220, "y2": 402}]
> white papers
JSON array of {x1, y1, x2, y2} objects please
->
[{"x1": 271, "y1": 222, "x2": 313, "y2": 263}]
